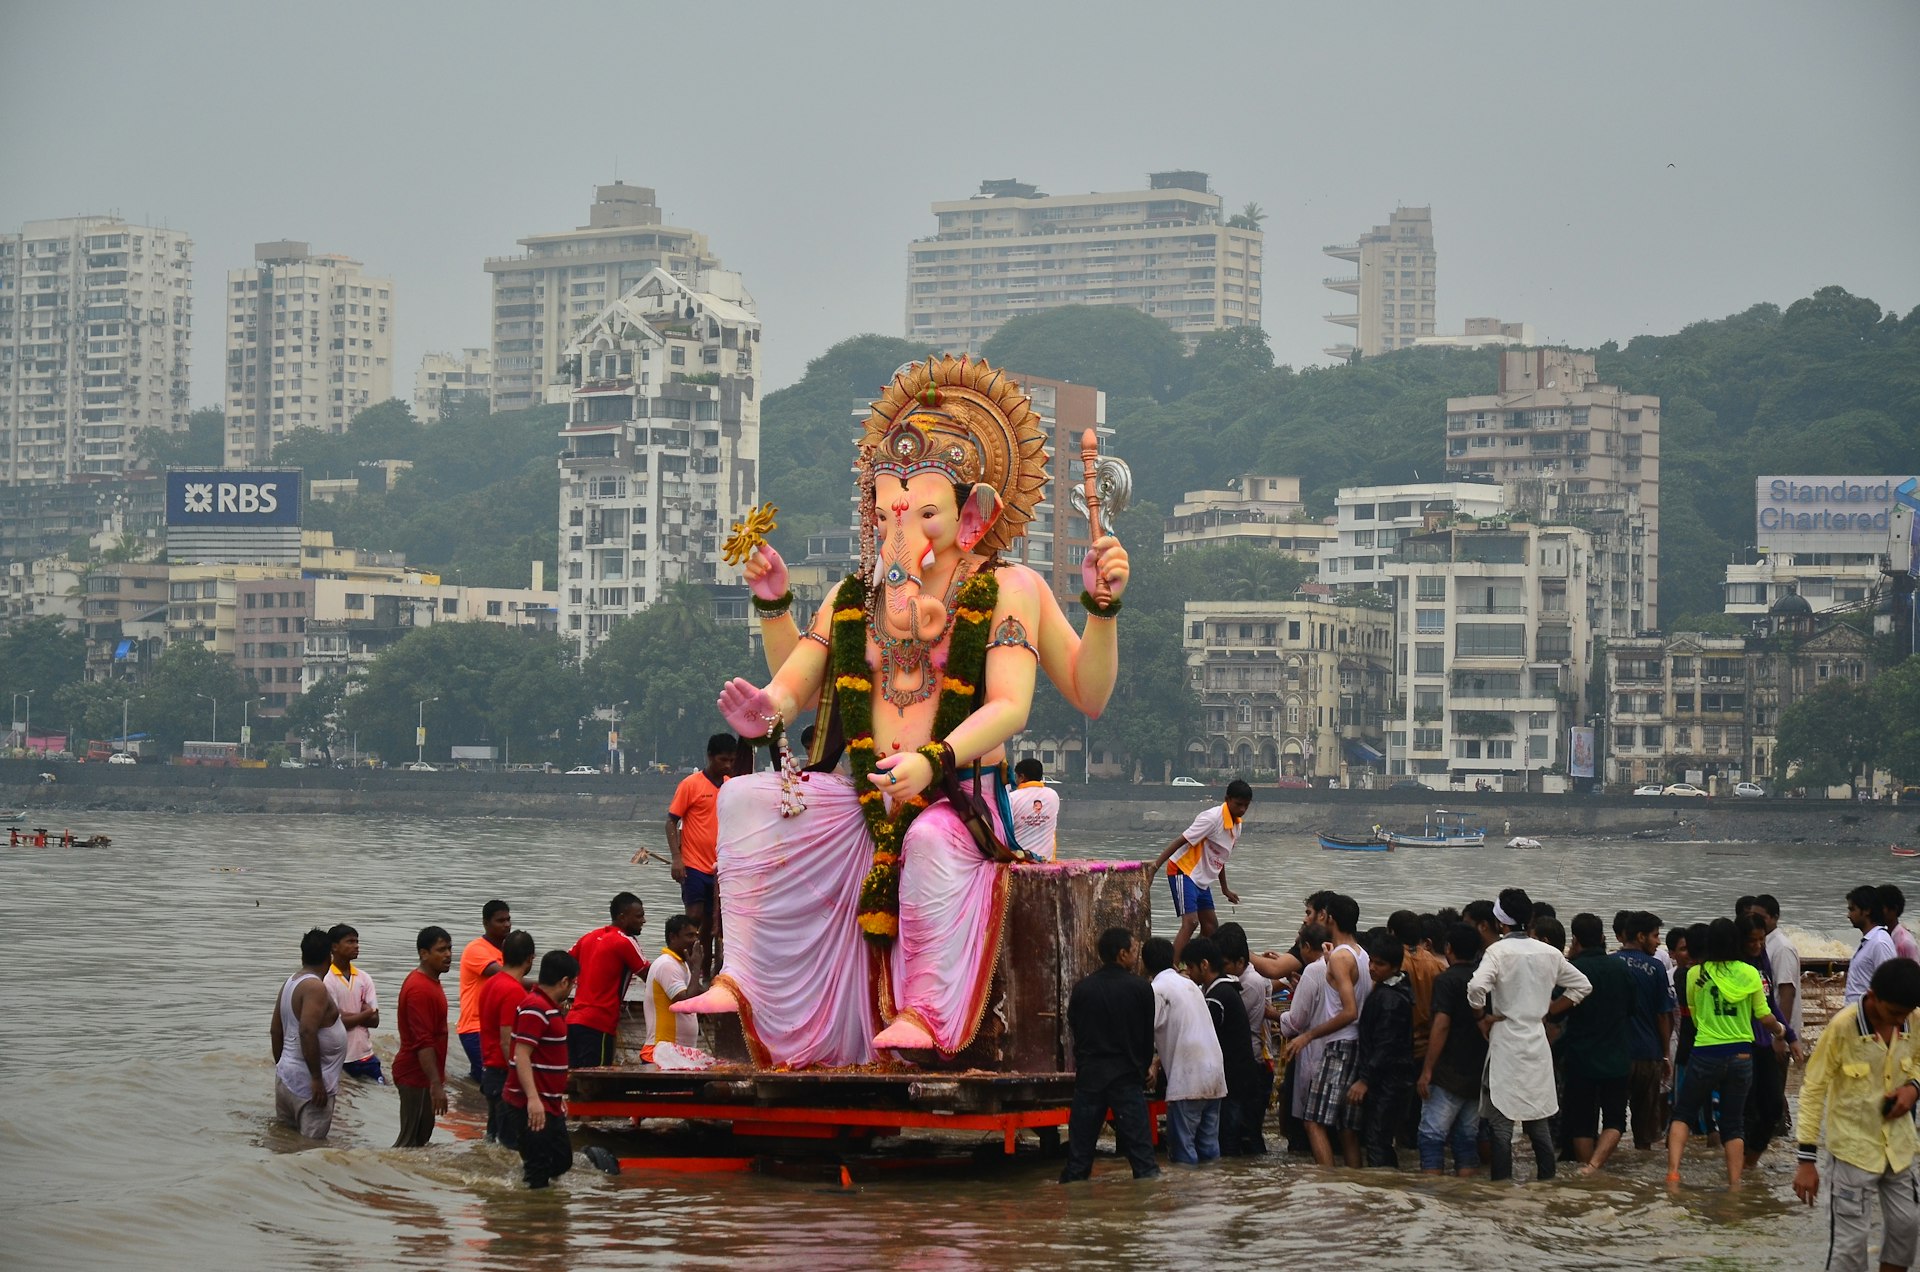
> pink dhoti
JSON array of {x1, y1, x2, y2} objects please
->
[{"x1": 712, "y1": 771, "x2": 1010, "y2": 1068}]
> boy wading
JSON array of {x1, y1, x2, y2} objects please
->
[{"x1": 506, "y1": 950, "x2": 579, "y2": 1188}]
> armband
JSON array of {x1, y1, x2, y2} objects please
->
[
  {"x1": 752, "y1": 590, "x2": 795, "y2": 620},
  {"x1": 800, "y1": 630, "x2": 831, "y2": 649},
  {"x1": 1079, "y1": 590, "x2": 1122, "y2": 619},
  {"x1": 987, "y1": 614, "x2": 1037, "y2": 657}
]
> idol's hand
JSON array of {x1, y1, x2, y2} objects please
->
[
  {"x1": 717, "y1": 678, "x2": 777, "y2": 739},
  {"x1": 870, "y1": 752, "x2": 934, "y2": 801},
  {"x1": 1081, "y1": 535, "x2": 1130, "y2": 601},
  {"x1": 744, "y1": 544, "x2": 790, "y2": 603}
]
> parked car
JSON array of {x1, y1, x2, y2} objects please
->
[
  {"x1": 107, "y1": 752, "x2": 138, "y2": 766},
  {"x1": 1272, "y1": 777, "x2": 1312, "y2": 789},
  {"x1": 1733, "y1": 781, "x2": 1767, "y2": 798},
  {"x1": 565, "y1": 765, "x2": 600, "y2": 776},
  {"x1": 404, "y1": 762, "x2": 438, "y2": 772},
  {"x1": 1662, "y1": 782, "x2": 1709, "y2": 798},
  {"x1": 1170, "y1": 776, "x2": 1206, "y2": 788},
  {"x1": 279, "y1": 758, "x2": 305, "y2": 769},
  {"x1": 1633, "y1": 783, "x2": 1666, "y2": 796},
  {"x1": 1389, "y1": 778, "x2": 1426, "y2": 792}
]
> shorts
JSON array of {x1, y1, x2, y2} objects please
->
[
  {"x1": 274, "y1": 1078, "x2": 335, "y2": 1140},
  {"x1": 1562, "y1": 1068, "x2": 1628, "y2": 1142},
  {"x1": 1303, "y1": 1038, "x2": 1361, "y2": 1129},
  {"x1": 681, "y1": 866, "x2": 716, "y2": 912},
  {"x1": 1168, "y1": 872, "x2": 1214, "y2": 917}
]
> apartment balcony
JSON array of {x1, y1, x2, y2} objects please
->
[
  {"x1": 1455, "y1": 604, "x2": 1526, "y2": 615},
  {"x1": 1322, "y1": 275, "x2": 1360, "y2": 294},
  {"x1": 1323, "y1": 311, "x2": 1359, "y2": 329},
  {"x1": 1323, "y1": 242, "x2": 1360, "y2": 262},
  {"x1": 1449, "y1": 693, "x2": 1553, "y2": 713},
  {"x1": 1324, "y1": 343, "x2": 1358, "y2": 361}
]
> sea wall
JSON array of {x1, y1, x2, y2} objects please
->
[{"x1": 4, "y1": 760, "x2": 1915, "y2": 844}]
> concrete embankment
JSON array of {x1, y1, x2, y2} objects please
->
[{"x1": 4, "y1": 760, "x2": 1916, "y2": 844}]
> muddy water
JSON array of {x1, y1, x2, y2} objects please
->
[{"x1": 0, "y1": 810, "x2": 1881, "y2": 1269}]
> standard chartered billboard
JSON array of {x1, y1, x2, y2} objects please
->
[{"x1": 1755, "y1": 476, "x2": 1917, "y2": 555}]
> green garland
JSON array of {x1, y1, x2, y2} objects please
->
[{"x1": 833, "y1": 568, "x2": 999, "y2": 946}]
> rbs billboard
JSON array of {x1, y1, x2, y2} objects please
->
[{"x1": 166, "y1": 470, "x2": 302, "y2": 527}]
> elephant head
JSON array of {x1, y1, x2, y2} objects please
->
[{"x1": 872, "y1": 470, "x2": 1003, "y2": 643}]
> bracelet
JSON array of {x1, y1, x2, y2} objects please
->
[
  {"x1": 917, "y1": 742, "x2": 949, "y2": 786},
  {"x1": 752, "y1": 590, "x2": 795, "y2": 619},
  {"x1": 1079, "y1": 589, "x2": 1122, "y2": 619}
]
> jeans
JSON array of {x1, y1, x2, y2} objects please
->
[
  {"x1": 1166, "y1": 1098, "x2": 1221, "y2": 1165},
  {"x1": 1060, "y1": 1076, "x2": 1161, "y2": 1181},
  {"x1": 458, "y1": 1031, "x2": 484, "y2": 1082},
  {"x1": 505, "y1": 1103, "x2": 573, "y2": 1188},
  {"x1": 1670, "y1": 1048, "x2": 1752, "y2": 1144},
  {"x1": 479, "y1": 1067, "x2": 517, "y2": 1147},
  {"x1": 1418, "y1": 1085, "x2": 1481, "y2": 1171},
  {"x1": 1361, "y1": 1073, "x2": 1415, "y2": 1168},
  {"x1": 1486, "y1": 1106, "x2": 1556, "y2": 1181},
  {"x1": 1744, "y1": 1046, "x2": 1784, "y2": 1156}
]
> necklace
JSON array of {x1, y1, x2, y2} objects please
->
[{"x1": 868, "y1": 558, "x2": 975, "y2": 713}]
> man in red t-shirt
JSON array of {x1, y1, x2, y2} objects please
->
[
  {"x1": 665, "y1": 734, "x2": 733, "y2": 976},
  {"x1": 478, "y1": 930, "x2": 535, "y2": 1146},
  {"x1": 506, "y1": 949, "x2": 579, "y2": 1188},
  {"x1": 393, "y1": 925, "x2": 453, "y2": 1147},
  {"x1": 567, "y1": 892, "x2": 649, "y2": 1069}
]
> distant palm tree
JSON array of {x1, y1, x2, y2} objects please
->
[{"x1": 1227, "y1": 202, "x2": 1267, "y2": 231}]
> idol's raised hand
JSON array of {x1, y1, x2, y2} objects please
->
[
  {"x1": 744, "y1": 544, "x2": 789, "y2": 602},
  {"x1": 717, "y1": 677, "x2": 777, "y2": 739},
  {"x1": 1081, "y1": 534, "x2": 1131, "y2": 601}
]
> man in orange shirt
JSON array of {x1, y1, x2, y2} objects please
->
[
  {"x1": 456, "y1": 899, "x2": 513, "y2": 1081},
  {"x1": 665, "y1": 734, "x2": 733, "y2": 978}
]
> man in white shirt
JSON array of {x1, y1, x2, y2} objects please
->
[
  {"x1": 642, "y1": 915, "x2": 701, "y2": 1058},
  {"x1": 1467, "y1": 888, "x2": 1592, "y2": 1182},
  {"x1": 1143, "y1": 936, "x2": 1226, "y2": 1165},
  {"x1": 1009, "y1": 758, "x2": 1060, "y2": 861},
  {"x1": 1149, "y1": 780, "x2": 1253, "y2": 959},
  {"x1": 1846, "y1": 884, "x2": 1898, "y2": 1007},
  {"x1": 1756, "y1": 894, "x2": 1803, "y2": 1054},
  {"x1": 325, "y1": 924, "x2": 382, "y2": 1083}
]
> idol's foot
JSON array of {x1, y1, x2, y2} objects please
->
[
  {"x1": 673, "y1": 983, "x2": 738, "y2": 1015},
  {"x1": 872, "y1": 1018, "x2": 936, "y2": 1050}
]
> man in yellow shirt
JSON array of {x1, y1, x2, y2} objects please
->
[{"x1": 1795, "y1": 957, "x2": 1920, "y2": 1272}]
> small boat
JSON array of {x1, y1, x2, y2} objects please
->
[
  {"x1": 0, "y1": 809, "x2": 24, "y2": 822},
  {"x1": 1383, "y1": 809, "x2": 1486, "y2": 849},
  {"x1": 1319, "y1": 830, "x2": 1392, "y2": 852},
  {"x1": 1507, "y1": 836, "x2": 1543, "y2": 850},
  {"x1": 1894, "y1": 846, "x2": 1919, "y2": 858}
]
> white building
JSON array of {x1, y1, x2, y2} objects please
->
[
  {"x1": 0, "y1": 216, "x2": 193, "y2": 484},
  {"x1": 906, "y1": 172, "x2": 1262, "y2": 352},
  {"x1": 1382, "y1": 518, "x2": 1594, "y2": 787},
  {"x1": 1318, "y1": 481, "x2": 1507, "y2": 593},
  {"x1": 552, "y1": 268, "x2": 760, "y2": 658},
  {"x1": 224, "y1": 241, "x2": 394, "y2": 465},
  {"x1": 413, "y1": 348, "x2": 491, "y2": 423},
  {"x1": 486, "y1": 183, "x2": 724, "y2": 414},
  {"x1": 1323, "y1": 207, "x2": 1435, "y2": 359},
  {"x1": 1415, "y1": 318, "x2": 1535, "y2": 351},
  {"x1": 1164, "y1": 475, "x2": 1336, "y2": 560}
]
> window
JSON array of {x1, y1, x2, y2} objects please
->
[
  {"x1": 344, "y1": 593, "x2": 364, "y2": 610},
  {"x1": 1455, "y1": 624, "x2": 1525, "y2": 657},
  {"x1": 1413, "y1": 728, "x2": 1443, "y2": 752},
  {"x1": 1487, "y1": 741, "x2": 1514, "y2": 759},
  {"x1": 1416, "y1": 577, "x2": 1445, "y2": 601},
  {"x1": 1675, "y1": 691, "x2": 1694, "y2": 712},
  {"x1": 1615, "y1": 727, "x2": 1635, "y2": 750},
  {"x1": 1287, "y1": 621, "x2": 1301, "y2": 641},
  {"x1": 487, "y1": 601, "x2": 503, "y2": 616},
  {"x1": 1415, "y1": 643, "x2": 1444, "y2": 674},
  {"x1": 1416, "y1": 608, "x2": 1445, "y2": 633},
  {"x1": 1642, "y1": 725, "x2": 1663, "y2": 748},
  {"x1": 1527, "y1": 735, "x2": 1550, "y2": 760}
]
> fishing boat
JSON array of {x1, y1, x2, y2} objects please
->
[
  {"x1": 1319, "y1": 828, "x2": 1392, "y2": 852},
  {"x1": 1507, "y1": 836, "x2": 1543, "y2": 850},
  {"x1": 1383, "y1": 810, "x2": 1486, "y2": 849},
  {"x1": 1894, "y1": 846, "x2": 1919, "y2": 859}
]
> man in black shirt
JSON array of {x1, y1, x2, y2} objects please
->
[
  {"x1": 1185, "y1": 936, "x2": 1266, "y2": 1156},
  {"x1": 1416, "y1": 923, "x2": 1488, "y2": 1174},
  {"x1": 1061, "y1": 926, "x2": 1161, "y2": 1181},
  {"x1": 1349, "y1": 933, "x2": 1416, "y2": 1168}
]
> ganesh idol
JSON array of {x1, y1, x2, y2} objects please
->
[{"x1": 674, "y1": 355, "x2": 1129, "y2": 1066}]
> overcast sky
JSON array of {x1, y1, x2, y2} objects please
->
[{"x1": 5, "y1": 1, "x2": 1916, "y2": 411}]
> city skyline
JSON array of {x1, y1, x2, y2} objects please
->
[{"x1": 2, "y1": 2, "x2": 1916, "y2": 416}]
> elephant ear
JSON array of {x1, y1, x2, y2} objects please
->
[{"x1": 956, "y1": 485, "x2": 1004, "y2": 553}]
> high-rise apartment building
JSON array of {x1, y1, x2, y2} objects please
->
[
  {"x1": 0, "y1": 216, "x2": 193, "y2": 484},
  {"x1": 906, "y1": 172, "x2": 1262, "y2": 353},
  {"x1": 1323, "y1": 206, "x2": 1435, "y2": 360},
  {"x1": 486, "y1": 183, "x2": 724, "y2": 414},
  {"x1": 998, "y1": 374, "x2": 1111, "y2": 607},
  {"x1": 553, "y1": 267, "x2": 760, "y2": 659},
  {"x1": 1444, "y1": 349, "x2": 1661, "y2": 630},
  {"x1": 224, "y1": 242, "x2": 394, "y2": 465},
  {"x1": 413, "y1": 348, "x2": 492, "y2": 423},
  {"x1": 1318, "y1": 481, "x2": 1509, "y2": 592}
]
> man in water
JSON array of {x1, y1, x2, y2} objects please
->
[
  {"x1": 394, "y1": 925, "x2": 453, "y2": 1148},
  {"x1": 1283, "y1": 893, "x2": 1369, "y2": 1169},
  {"x1": 479, "y1": 930, "x2": 536, "y2": 1144},
  {"x1": 1010, "y1": 757, "x2": 1060, "y2": 861},
  {"x1": 456, "y1": 899, "x2": 513, "y2": 1081},
  {"x1": 270, "y1": 927, "x2": 347, "y2": 1140},
  {"x1": 1060, "y1": 927, "x2": 1159, "y2": 1182},
  {"x1": 1149, "y1": 779, "x2": 1253, "y2": 960},
  {"x1": 1846, "y1": 885, "x2": 1898, "y2": 1007},
  {"x1": 1468, "y1": 888, "x2": 1591, "y2": 1182},
  {"x1": 324, "y1": 924, "x2": 382, "y2": 1083},
  {"x1": 1614, "y1": 910, "x2": 1676, "y2": 1151},
  {"x1": 506, "y1": 950, "x2": 580, "y2": 1189},
  {"x1": 567, "y1": 892, "x2": 649, "y2": 1069},
  {"x1": 657, "y1": 733, "x2": 733, "y2": 977}
]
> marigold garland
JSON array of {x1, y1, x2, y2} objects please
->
[{"x1": 834, "y1": 568, "x2": 998, "y2": 947}]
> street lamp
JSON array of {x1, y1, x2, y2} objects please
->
[
  {"x1": 196, "y1": 693, "x2": 218, "y2": 743},
  {"x1": 120, "y1": 692, "x2": 141, "y2": 756},
  {"x1": 416, "y1": 696, "x2": 439, "y2": 766},
  {"x1": 22, "y1": 689, "x2": 34, "y2": 755},
  {"x1": 241, "y1": 700, "x2": 251, "y2": 763}
]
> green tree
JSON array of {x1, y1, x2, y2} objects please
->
[
  {"x1": 981, "y1": 305, "x2": 1185, "y2": 404},
  {"x1": 1872, "y1": 656, "x2": 1920, "y2": 784},
  {"x1": 280, "y1": 674, "x2": 350, "y2": 761},
  {"x1": 134, "y1": 407, "x2": 225, "y2": 470},
  {"x1": 583, "y1": 582, "x2": 756, "y2": 765},
  {"x1": 0, "y1": 616, "x2": 87, "y2": 715},
  {"x1": 132, "y1": 641, "x2": 257, "y2": 756},
  {"x1": 342, "y1": 622, "x2": 590, "y2": 765},
  {"x1": 1774, "y1": 677, "x2": 1879, "y2": 789},
  {"x1": 1226, "y1": 202, "x2": 1266, "y2": 231}
]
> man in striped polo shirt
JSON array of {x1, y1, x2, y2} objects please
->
[{"x1": 506, "y1": 949, "x2": 580, "y2": 1189}]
